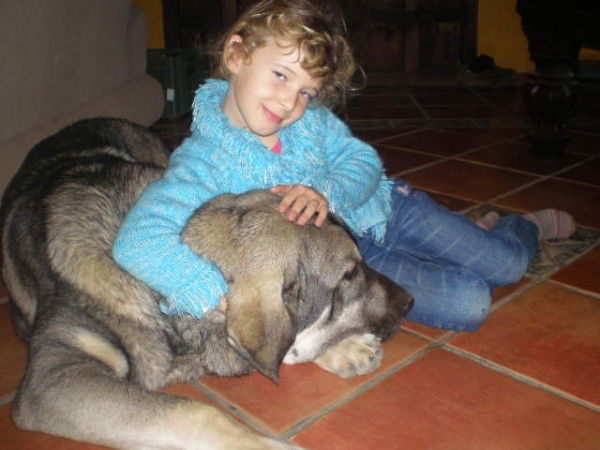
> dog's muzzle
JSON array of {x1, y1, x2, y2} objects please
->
[{"x1": 367, "y1": 267, "x2": 414, "y2": 342}]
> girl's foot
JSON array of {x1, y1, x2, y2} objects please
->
[
  {"x1": 475, "y1": 211, "x2": 500, "y2": 231},
  {"x1": 523, "y1": 209, "x2": 576, "y2": 240}
]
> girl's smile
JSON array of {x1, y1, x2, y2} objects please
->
[{"x1": 262, "y1": 105, "x2": 283, "y2": 124}]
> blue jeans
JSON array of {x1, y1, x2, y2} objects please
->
[{"x1": 357, "y1": 180, "x2": 539, "y2": 332}]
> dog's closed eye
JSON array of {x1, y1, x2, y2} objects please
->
[
  {"x1": 328, "y1": 264, "x2": 360, "y2": 322},
  {"x1": 342, "y1": 266, "x2": 359, "y2": 282}
]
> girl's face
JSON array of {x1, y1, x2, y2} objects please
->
[{"x1": 222, "y1": 35, "x2": 323, "y2": 147}]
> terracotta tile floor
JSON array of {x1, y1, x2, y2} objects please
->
[{"x1": 1, "y1": 83, "x2": 599, "y2": 449}]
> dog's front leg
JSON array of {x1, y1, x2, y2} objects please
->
[{"x1": 165, "y1": 312, "x2": 256, "y2": 384}]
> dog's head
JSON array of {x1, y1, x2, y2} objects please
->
[{"x1": 183, "y1": 190, "x2": 413, "y2": 384}]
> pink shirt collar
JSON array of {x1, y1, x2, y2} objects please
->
[{"x1": 271, "y1": 139, "x2": 282, "y2": 154}]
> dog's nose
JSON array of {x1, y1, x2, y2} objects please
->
[{"x1": 404, "y1": 296, "x2": 414, "y2": 314}]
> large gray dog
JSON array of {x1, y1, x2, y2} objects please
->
[{"x1": 0, "y1": 118, "x2": 413, "y2": 449}]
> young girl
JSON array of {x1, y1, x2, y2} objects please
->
[{"x1": 113, "y1": 0, "x2": 575, "y2": 332}]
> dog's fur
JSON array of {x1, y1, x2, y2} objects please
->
[{"x1": 0, "y1": 118, "x2": 413, "y2": 449}]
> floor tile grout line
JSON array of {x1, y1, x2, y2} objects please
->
[
  {"x1": 390, "y1": 150, "x2": 547, "y2": 188},
  {"x1": 449, "y1": 141, "x2": 599, "y2": 178},
  {"x1": 349, "y1": 116, "x2": 600, "y2": 136},
  {"x1": 390, "y1": 132, "x2": 514, "y2": 158},
  {"x1": 486, "y1": 165, "x2": 600, "y2": 212},
  {"x1": 374, "y1": 131, "x2": 502, "y2": 156},
  {"x1": 387, "y1": 131, "x2": 547, "y2": 179},
  {"x1": 400, "y1": 322, "x2": 467, "y2": 348},
  {"x1": 390, "y1": 159, "x2": 445, "y2": 179},
  {"x1": 446, "y1": 155, "x2": 600, "y2": 189},
  {"x1": 465, "y1": 87, "x2": 499, "y2": 108},
  {"x1": 392, "y1": 144, "x2": 469, "y2": 178},
  {"x1": 488, "y1": 279, "x2": 542, "y2": 313},
  {"x1": 384, "y1": 130, "x2": 528, "y2": 153},
  {"x1": 571, "y1": 122, "x2": 600, "y2": 136},
  {"x1": 451, "y1": 137, "x2": 531, "y2": 159},
  {"x1": 551, "y1": 153, "x2": 600, "y2": 188},
  {"x1": 484, "y1": 150, "x2": 599, "y2": 184},
  {"x1": 469, "y1": 118, "x2": 483, "y2": 128},
  {"x1": 405, "y1": 91, "x2": 432, "y2": 120},
  {"x1": 464, "y1": 175, "x2": 550, "y2": 209},
  {"x1": 541, "y1": 237, "x2": 600, "y2": 294},
  {"x1": 569, "y1": 128, "x2": 600, "y2": 138},
  {"x1": 472, "y1": 119, "x2": 534, "y2": 130},
  {"x1": 549, "y1": 277, "x2": 600, "y2": 301},
  {"x1": 280, "y1": 346, "x2": 436, "y2": 440},
  {"x1": 441, "y1": 345, "x2": 600, "y2": 414},
  {"x1": 552, "y1": 177, "x2": 600, "y2": 190},
  {"x1": 364, "y1": 126, "x2": 429, "y2": 145},
  {"x1": 0, "y1": 391, "x2": 15, "y2": 407},
  {"x1": 187, "y1": 380, "x2": 281, "y2": 440},
  {"x1": 349, "y1": 117, "x2": 534, "y2": 129},
  {"x1": 399, "y1": 327, "x2": 455, "y2": 346}
]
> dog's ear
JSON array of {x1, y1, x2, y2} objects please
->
[{"x1": 225, "y1": 274, "x2": 297, "y2": 385}]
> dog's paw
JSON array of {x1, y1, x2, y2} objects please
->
[{"x1": 313, "y1": 333, "x2": 383, "y2": 378}]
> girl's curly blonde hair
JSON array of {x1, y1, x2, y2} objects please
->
[{"x1": 210, "y1": 0, "x2": 362, "y2": 110}]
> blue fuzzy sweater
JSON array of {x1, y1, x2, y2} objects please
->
[{"x1": 112, "y1": 79, "x2": 394, "y2": 318}]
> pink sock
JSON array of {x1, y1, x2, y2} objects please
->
[
  {"x1": 523, "y1": 209, "x2": 576, "y2": 240},
  {"x1": 476, "y1": 211, "x2": 500, "y2": 231}
]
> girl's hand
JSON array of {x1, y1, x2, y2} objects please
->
[
  {"x1": 270, "y1": 185, "x2": 328, "y2": 227},
  {"x1": 217, "y1": 296, "x2": 228, "y2": 314}
]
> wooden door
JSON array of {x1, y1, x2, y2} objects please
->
[
  {"x1": 338, "y1": 0, "x2": 477, "y2": 82},
  {"x1": 164, "y1": 0, "x2": 478, "y2": 83}
]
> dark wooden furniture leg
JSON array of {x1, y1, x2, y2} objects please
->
[
  {"x1": 517, "y1": 0, "x2": 600, "y2": 158},
  {"x1": 521, "y1": 41, "x2": 581, "y2": 159},
  {"x1": 518, "y1": 2, "x2": 581, "y2": 158}
]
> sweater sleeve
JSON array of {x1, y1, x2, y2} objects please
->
[
  {"x1": 311, "y1": 107, "x2": 386, "y2": 212},
  {"x1": 112, "y1": 139, "x2": 228, "y2": 319}
]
